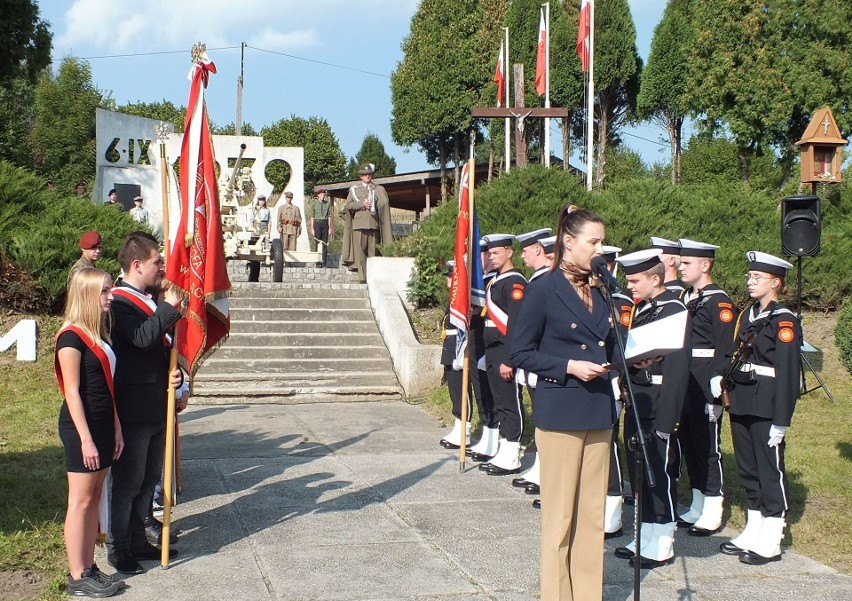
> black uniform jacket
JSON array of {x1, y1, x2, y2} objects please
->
[
  {"x1": 110, "y1": 282, "x2": 181, "y2": 425},
  {"x1": 440, "y1": 311, "x2": 459, "y2": 367},
  {"x1": 484, "y1": 268, "x2": 527, "y2": 368},
  {"x1": 627, "y1": 290, "x2": 690, "y2": 434},
  {"x1": 727, "y1": 302, "x2": 801, "y2": 427},
  {"x1": 511, "y1": 270, "x2": 616, "y2": 432},
  {"x1": 684, "y1": 284, "x2": 737, "y2": 404}
]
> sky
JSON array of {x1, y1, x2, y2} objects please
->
[{"x1": 38, "y1": 0, "x2": 669, "y2": 175}]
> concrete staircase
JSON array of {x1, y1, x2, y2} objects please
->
[{"x1": 192, "y1": 266, "x2": 404, "y2": 404}]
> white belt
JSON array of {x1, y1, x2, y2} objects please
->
[
  {"x1": 739, "y1": 363, "x2": 776, "y2": 378},
  {"x1": 444, "y1": 329, "x2": 458, "y2": 336},
  {"x1": 650, "y1": 375, "x2": 663, "y2": 385},
  {"x1": 485, "y1": 319, "x2": 497, "y2": 328},
  {"x1": 692, "y1": 349, "x2": 715, "y2": 358}
]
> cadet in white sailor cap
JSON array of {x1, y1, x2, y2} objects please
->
[
  {"x1": 717, "y1": 251, "x2": 799, "y2": 566},
  {"x1": 676, "y1": 239, "x2": 738, "y2": 536},
  {"x1": 613, "y1": 248, "x2": 689, "y2": 569},
  {"x1": 439, "y1": 261, "x2": 472, "y2": 449},
  {"x1": 539, "y1": 235, "x2": 556, "y2": 261},
  {"x1": 473, "y1": 234, "x2": 527, "y2": 475},
  {"x1": 649, "y1": 236, "x2": 686, "y2": 295}
]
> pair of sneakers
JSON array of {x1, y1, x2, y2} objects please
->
[{"x1": 67, "y1": 564, "x2": 124, "y2": 598}]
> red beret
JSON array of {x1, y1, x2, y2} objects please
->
[{"x1": 79, "y1": 230, "x2": 102, "y2": 249}]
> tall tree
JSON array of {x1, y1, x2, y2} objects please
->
[
  {"x1": 260, "y1": 115, "x2": 346, "y2": 194},
  {"x1": 0, "y1": 76, "x2": 36, "y2": 167},
  {"x1": 346, "y1": 133, "x2": 397, "y2": 179},
  {"x1": 118, "y1": 100, "x2": 187, "y2": 133},
  {"x1": 0, "y1": 0, "x2": 52, "y2": 85},
  {"x1": 30, "y1": 57, "x2": 106, "y2": 193},
  {"x1": 637, "y1": 0, "x2": 692, "y2": 184}
]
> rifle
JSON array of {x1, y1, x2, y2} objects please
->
[{"x1": 719, "y1": 331, "x2": 757, "y2": 409}]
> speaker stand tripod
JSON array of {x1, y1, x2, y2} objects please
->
[{"x1": 794, "y1": 257, "x2": 835, "y2": 402}]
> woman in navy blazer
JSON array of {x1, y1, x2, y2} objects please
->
[{"x1": 511, "y1": 205, "x2": 616, "y2": 601}]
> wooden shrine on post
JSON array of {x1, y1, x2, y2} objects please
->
[
  {"x1": 795, "y1": 106, "x2": 847, "y2": 185},
  {"x1": 472, "y1": 64, "x2": 569, "y2": 168}
]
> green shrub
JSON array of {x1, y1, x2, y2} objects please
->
[{"x1": 836, "y1": 301, "x2": 852, "y2": 375}]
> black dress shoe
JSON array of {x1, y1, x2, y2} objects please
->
[
  {"x1": 131, "y1": 542, "x2": 178, "y2": 560},
  {"x1": 613, "y1": 546, "x2": 635, "y2": 559},
  {"x1": 145, "y1": 516, "x2": 178, "y2": 545},
  {"x1": 486, "y1": 465, "x2": 521, "y2": 476},
  {"x1": 623, "y1": 495, "x2": 635, "y2": 506},
  {"x1": 688, "y1": 524, "x2": 721, "y2": 537},
  {"x1": 719, "y1": 541, "x2": 745, "y2": 556},
  {"x1": 532, "y1": 499, "x2": 541, "y2": 509},
  {"x1": 525, "y1": 483, "x2": 540, "y2": 495},
  {"x1": 629, "y1": 555, "x2": 675, "y2": 569},
  {"x1": 604, "y1": 528, "x2": 623, "y2": 540},
  {"x1": 439, "y1": 439, "x2": 461, "y2": 449},
  {"x1": 478, "y1": 462, "x2": 493, "y2": 471},
  {"x1": 739, "y1": 550, "x2": 781, "y2": 565},
  {"x1": 470, "y1": 452, "x2": 494, "y2": 463},
  {"x1": 676, "y1": 518, "x2": 695, "y2": 529},
  {"x1": 511, "y1": 477, "x2": 530, "y2": 488},
  {"x1": 107, "y1": 550, "x2": 145, "y2": 575}
]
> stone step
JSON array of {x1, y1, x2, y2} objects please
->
[
  {"x1": 229, "y1": 286, "x2": 367, "y2": 299},
  {"x1": 193, "y1": 371, "x2": 399, "y2": 387},
  {"x1": 203, "y1": 357, "x2": 395, "y2": 373},
  {"x1": 211, "y1": 345, "x2": 390, "y2": 360},
  {"x1": 229, "y1": 320, "x2": 377, "y2": 334},
  {"x1": 229, "y1": 282, "x2": 367, "y2": 293},
  {"x1": 228, "y1": 297, "x2": 370, "y2": 310},
  {"x1": 229, "y1": 308, "x2": 372, "y2": 322},
  {"x1": 189, "y1": 388, "x2": 403, "y2": 404},
  {"x1": 225, "y1": 332, "x2": 384, "y2": 346}
]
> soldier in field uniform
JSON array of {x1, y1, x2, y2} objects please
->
[{"x1": 277, "y1": 191, "x2": 301, "y2": 251}]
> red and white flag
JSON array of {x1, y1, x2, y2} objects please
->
[
  {"x1": 494, "y1": 40, "x2": 505, "y2": 108},
  {"x1": 577, "y1": 0, "x2": 591, "y2": 73},
  {"x1": 448, "y1": 162, "x2": 472, "y2": 369},
  {"x1": 165, "y1": 49, "x2": 231, "y2": 379},
  {"x1": 535, "y1": 9, "x2": 547, "y2": 95}
]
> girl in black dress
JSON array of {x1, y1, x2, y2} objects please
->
[{"x1": 56, "y1": 268, "x2": 124, "y2": 596}]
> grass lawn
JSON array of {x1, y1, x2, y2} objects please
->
[{"x1": 0, "y1": 311, "x2": 848, "y2": 600}]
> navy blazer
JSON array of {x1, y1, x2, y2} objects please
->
[{"x1": 511, "y1": 270, "x2": 616, "y2": 432}]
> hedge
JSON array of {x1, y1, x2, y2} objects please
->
[
  {"x1": 388, "y1": 165, "x2": 852, "y2": 311},
  {"x1": 836, "y1": 301, "x2": 852, "y2": 375}
]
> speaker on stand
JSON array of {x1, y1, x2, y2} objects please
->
[{"x1": 780, "y1": 195, "x2": 835, "y2": 402}]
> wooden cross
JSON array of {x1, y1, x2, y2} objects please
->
[{"x1": 472, "y1": 64, "x2": 569, "y2": 168}]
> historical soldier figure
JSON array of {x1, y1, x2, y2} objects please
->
[
  {"x1": 342, "y1": 163, "x2": 392, "y2": 283},
  {"x1": 129, "y1": 196, "x2": 149, "y2": 226},
  {"x1": 253, "y1": 195, "x2": 271, "y2": 235},
  {"x1": 69, "y1": 231, "x2": 103, "y2": 284},
  {"x1": 277, "y1": 191, "x2": 302, "y2": 251}
]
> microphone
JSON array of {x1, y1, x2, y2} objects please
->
[{"x1": 590, "y1": 255, "x2": 621, "y2": 294}]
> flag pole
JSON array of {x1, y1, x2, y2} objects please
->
[
  {"x1": 504, "y1": 27, "x2": 511, "y2": 173},
  {"x1": 459, "y1": 136, "x2": 475, "y2": 471},
  {"x1": 543, "y1": 2, "x2": 551, "y2": 167},
  {"x1": 586, "y1": 1, "x2": 595, "y2": 191}
]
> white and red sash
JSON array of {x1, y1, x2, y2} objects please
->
[
  {"x1": 485, "y1": 271, "x2": 525, "y2": 335},
  {"x1": 54, "y1": 324, "x2": 116, "y2": 401},
  {"x1": 112, "y1": 286, "x2": 173, "y2": 347}
]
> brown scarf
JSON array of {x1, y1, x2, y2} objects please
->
[{"x1": 561, "y1": 262, "x2": 594, "y2": 313}]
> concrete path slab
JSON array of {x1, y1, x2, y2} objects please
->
[{"x1": 96, "y1": 401, "x2": 852, "y2": 601}]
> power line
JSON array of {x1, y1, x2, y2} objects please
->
[
  {"x1": 77, "y1": 45, "x2": 242, "y2": 60},
  {"x1": 245, "y1": 45, "x2": 390, "y2": 79}
]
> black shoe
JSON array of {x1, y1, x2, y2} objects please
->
[
  {"x1": 511, "y1": 477, "x2": 530, "y2": 488},
  {"x1": 629, "y1": 555, "x2": 675, "y2": 569},
  {"x1": 470, "y1": 452, "x2": 495, "y2": 463},
  {"x1": 719, "y1": 541, "x2": 745, "y2": 556},
  {"x1": 613, "y1": 546, "x2": 635, "y2": 559},
  {"x1": 688, "y1": 525, "x2": 721, "y2": 537},
  {"x1": 604, "y1": 528, "x2": 624, "y2": 540},
  {"x1": 131, "y1": 542, "x2": 178, "y2": 560},
  {"x1": 107, "y1": 550, "x2": 145, "y2": 575},
  {"x1": 623, "y1": 495, "x2": 635, "y2": 506},
  {"x1": 91, "y1": 563, "x2": 125, "y2": 590},
  {"x1": 145, "y1": 516, "x2": 178, "y2": 545},
  {"x1": 532, "y1": 499, "x2": 541, "y2": 509},
  {"x1": 525, "y1": 483, "x2": 540, "y2": 495},
  {"x1": 439, "y1": 439, "x2": 461, "y2": 449},
  {"x1": 486, "y1": 465, "x2": 521, "y2": 476},
  {"x1": 67, "y1": 567, "x2": 119, "y2": 598},
  {"x1": 676, "y1": 518, "x2": 695, "y2": 528},
  {"x1": 478, "y1": 461, "x2": 493, "y2": 471},
  {"x1": 739, "y1": 550, "x2": 781, "y2": 565}
]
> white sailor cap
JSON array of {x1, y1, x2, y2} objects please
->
[
  {"x1": 484, "y1": 234, "x2": 515, "y2": 250},
  {"x1": 649, "y1": 236, "x2": 681, "y2": 255},
  {"x1": 601, "y1": 245, "x2": 622, "y2": 261},
  {"x1": 540, "y1": 235, "x2": 556, "y2": 253},
  {"x1": 679, "y1": 238, "x2": 719, "y2": 258},
  {"x1": 515, "y1": 228, "x2": 552, "y2": 248},
  {"x1": 615, "y1": 248, "x2": 663, "y2": 275},
  {"x1": 746, "y1": 251, "x2": 793, "y2": 276},
  {"x1": 479, "y1": 238, "x2": 488, "y2": 250},
  {"x1": 445, "y1": 260, "x2": 456, "y2": 276}
]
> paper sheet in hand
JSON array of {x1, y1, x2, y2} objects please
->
[{"x1": 611, "y1": 310, "x2": 688, "y2": 371}]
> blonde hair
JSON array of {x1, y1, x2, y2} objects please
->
[{"x1": 64, "y1": 268, "x2": 112, "y2": 346}]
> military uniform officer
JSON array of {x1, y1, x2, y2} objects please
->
[
  {"x1": 68, "y1": 231, "x2": 103, "y2": 284},
  {"x1": 676, "y1": 239, "x2": 738, "y2": 536},
  {"x1": 129, "y1": 196, "x2": 149, "y2": 226},
  {"x1": 277, "y1": 191, "x2": 301, "y2": 251},
  {"x1": 343, "y1": 163, "x2": 393, "y2": 283},
  {"x1": 613, "y1": 249, "x2": 690, "y2": 569},
  {"x1": 439, "y1": 261, "x2": 472, "y2": 449},
  {"x1": 477, "y1": 234, "x2": 527, "y2": 475},
  {"x1": 650, "y1": 236, "x2": 687, "y2": 296},
  {"x1": 310, "y1": 188, "x2": 332, "y2": 261}
]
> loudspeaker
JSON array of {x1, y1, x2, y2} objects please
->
[{"x1": 781, "y1": 195, "x2": 820, "y2": 257}]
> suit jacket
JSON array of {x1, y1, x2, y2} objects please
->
[
  {"x1": 110, "y1": 282, "x2": 181, "y2": 425},
  {"x1": 511, "y1": 270, "x2": 616, "y2": 432}
]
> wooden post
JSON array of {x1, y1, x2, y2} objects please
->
[{"x1": 513, "y1": 64, "x2": 527, "y2": 168}]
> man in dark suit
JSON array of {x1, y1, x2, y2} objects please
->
[{"x1": 107, "y1": 233, "x2": 183, "y2": 574}]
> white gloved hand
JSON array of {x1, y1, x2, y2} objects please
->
[
  {"x1": 705, "y1": 403, "x2": 723, "y2": 422},
  {"x1": 768, "y1": 424, "x2": 787, "y2": 447},
  {"x1": 477, "y1": 356, "x2": 486, "y2": 371},
  {"x1": 655, "y1": 430, "x2": 670, "y2": 441},
  {"x1": 709, "y1": 375, "x2": 723, "y2": 399}
]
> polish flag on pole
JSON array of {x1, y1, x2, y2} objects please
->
[
  {"x1": 494, "y1": 40, "x2": 505, "y2": 107},
  {"x1": 449, "y1": 161, "x2": 472, "y2": 369},
  {"x1": 577, "y1": 0, "x2": 592, "y2": 73},
  {"x1": 535, "y1": 9, "x2": 547, "y2": 96}
]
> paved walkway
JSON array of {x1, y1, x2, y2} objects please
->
[{"x1": 96, "y1": 401, "x2": 852, "y2": 601}]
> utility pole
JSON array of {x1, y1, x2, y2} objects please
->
[{"x1": 235, "y1": 42, "x2": 245, "y2": 137}]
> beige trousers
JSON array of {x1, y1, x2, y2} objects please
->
[
  {"x1": 351, "y1": 228, "x2": 377, "y2": 283},
  {"x1": 537, "y1": 427, "x2": 611, "y2": 601}
]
